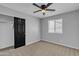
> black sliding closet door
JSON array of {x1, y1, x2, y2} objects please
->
[{"x1": 14, "y1": 17, "x2": 25, "y2": 48}]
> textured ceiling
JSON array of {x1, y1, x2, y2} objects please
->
[{"x1": 0, "y1": 3, "x2": 79, "y2": 18}]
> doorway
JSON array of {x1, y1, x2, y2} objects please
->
[{"x1": 14, "y1": 17, "x2": 25, "y2": 48}]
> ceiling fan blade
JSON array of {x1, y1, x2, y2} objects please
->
[
  {"x1": 33, "y1": 3, "x2": 41, "y2": 9},
  {"x1": 46, "y1": 9, "x2": 55, "y2": 11},
  {"x1": 33, "y1": 10, "x2": 41, "y2": 13},
  {"x1": 46, "y1": 3, "x2": 52, "y2": 8}
]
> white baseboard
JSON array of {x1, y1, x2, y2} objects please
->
[
  {"x1": 26, "y1": 39, "x2": 40, "y2": 46},
  {"x1": 26, "y1": 39, "x2": 79, "y2": 50},
  {"x1": 42, "y1": 39, "x2": 79, "y2": 50}
]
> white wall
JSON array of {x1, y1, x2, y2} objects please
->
[
  {"x1": 41, "y1": 10, "x2": 79, "y2": 49},
  {"x1": 0, "y1": 5, "x2": 40, "y2": 49},
  {"x1": 26, "y1": 16, "x2": 40, "y2": 45},
  {"x1": 0, "y1": 23, "x2": 14, "y2": 49},
  {"x1": 0, "y1": 14, "x2": 14, "y2": 49}
]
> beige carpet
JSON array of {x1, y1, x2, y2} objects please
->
[{"x1": 0, "y1": 41, "x2": 79, "y2": 56}]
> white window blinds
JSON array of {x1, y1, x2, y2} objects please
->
[{"x1": 48, "y1": 19, "x2": 63, "y2": 33}]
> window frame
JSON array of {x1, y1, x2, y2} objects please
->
[{"x1": 48, "y1": 18, "x2": 63, "y2": 33}]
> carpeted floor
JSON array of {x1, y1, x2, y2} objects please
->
[{"x1": 0, "y1": 41, "x2": 79, "y2": 56}]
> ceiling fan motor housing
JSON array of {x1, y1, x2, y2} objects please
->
[{"x1": 41, "y1": 5, "x2": 47, "y2": 9}]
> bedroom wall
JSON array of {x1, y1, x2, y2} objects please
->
[
  {"x1": 0, "y1": 14, "x2": 14, "y2": 49},
  {"x1": 41, "y1": 10, "x2": 79, "y2": 49},
  {"x1": 0, "y1": 5, "x2": 40, "y2": 48}
]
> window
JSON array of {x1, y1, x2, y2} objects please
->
[
  {"x1": 48, "y1": 19, "x2": 62, "y2": 33},
  {"x1": 48, "y1": 20, "x2": 55, "y2": 33}
]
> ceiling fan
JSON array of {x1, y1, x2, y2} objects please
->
[{"x1": 33, "y1": 3, "x2": 55, "y2": 15}]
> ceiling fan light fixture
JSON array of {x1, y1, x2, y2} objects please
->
[
  {"x1": 41, "y1": 10, "x2": 46, "y2": 13},
  {"x1": 33, "y1": 3, "x2": 55, "y2": 15}
]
